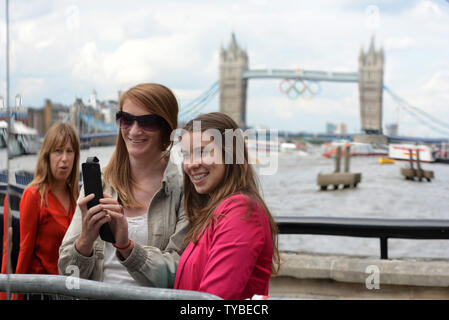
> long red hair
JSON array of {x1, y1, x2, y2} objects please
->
[{"x1": 103, "y1": 83, "x2": 178, "y2": 208}]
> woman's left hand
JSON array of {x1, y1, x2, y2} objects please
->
[{"x1": 100, "y1": 194, "x2": 129, "y2": 250}]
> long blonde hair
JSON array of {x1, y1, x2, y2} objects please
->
[
  {"x1": 103, "y1": 83, "x2": 178, "y2": 208},
  {"x1": 30, "y1": 122, "x2": 80, "y2": 205},
  {"x1": 182, "y1": 112, "x2": 280, "y2": 274}
]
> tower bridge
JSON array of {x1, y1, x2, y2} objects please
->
[
  {"x1": 219, "y1": 33, "x2": 384, "y2": 137},
  {"x1": 53, "y1": 33, "x2": 447, "y2": 143}
]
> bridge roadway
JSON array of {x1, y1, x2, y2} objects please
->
[
  {"x1": 80, "y1": 131, "x2": 117, "y2": 140},
  {"x1": 242, "y1": 69, "x2": 359, "y2": 83},
  {"x1": 79, "y1": 131, "x2": 449, "y2": 145}
]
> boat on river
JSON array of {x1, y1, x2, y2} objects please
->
[
  {"x1": 434, "y1": 142, "x2": 449, "y2": 164},
  {"x1": 322, "y1": 141, "x2": 388, "y2": 158},
  {"x1": 279, "y1": 141, "x2": 309, "y2": 155},
  {"x1": 0, "y1": 120, "x2": 42, "y2": 158},
  {"x1": 388, "y1": 144, "x2": 435, "y2": 163}
]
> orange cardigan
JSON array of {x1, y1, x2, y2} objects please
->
[
  {"x1": 1, "y1": 187, "x2": 74, "y2": 299},
  {"x1": 15, "y1": 186, "x2": 74, "y2": 276}
]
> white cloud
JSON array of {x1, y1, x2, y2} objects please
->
[
  {"x1": 383, "y1": 68, "x2": 449, "y2": 137},
  {"x1": 173, "y1": 89, "x2": 203, "y2": 103},
  {"x1": 71, "y1": 33, "x2": 204, "y2": 91},
  {"x1": 422, "y1": 71, "x2": 449, "y2": 95},
  {"x1": 411, "y1": 0, "x2": 443, "y2": 17},
  {"x1": 2, "y1": 0, "x2": 448, "y2": 137},
  {"x1": 17, "y1": 77, "x2": 45, "y2": 98},
  {"x1": 384, "y1": 36, "x2": 417, "y2": 51}
]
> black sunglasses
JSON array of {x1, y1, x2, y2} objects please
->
[{"x1": 116, "y1": 111, "x2": 168, "y2": 132}]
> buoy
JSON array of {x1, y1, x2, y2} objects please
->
[
  {"x1": 379, "y1": 157, "x2": 395, "y2": 164},
  {"x1": 250, "y1": 156, "x2": 259, "y2": 164}
]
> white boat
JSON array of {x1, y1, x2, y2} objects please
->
[
  {"x1": 246, "y1": 137, "x2": 279, "y2": 166},
  {"x1": 388, "y1": 144, "x2": 435, "y2": 163},
  {"x1": 246, "y1": 139, "x2": 280, "y2": 153},
  {"x1": 280, "y1": 142, "x2": 297, "y2": 152},
  {"x1": 0, "y1": 120, "x2": 7, "y2": 148},
  {"x1": 0, "y1": 120, "x2": 42, "y2": 158},
  {"x1": 279, "y1": 142, "x2": 309, "y2": 156},
  {"x1": 434, "y1": 142, "x2": 449, "y2": 164},
  {"x1": 322, "y1": 141, "x2": 388, "y2": 158}
]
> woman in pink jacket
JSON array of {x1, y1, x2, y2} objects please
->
[{"x1": 174, "y1": 112, "x2": 280, "y2": 300}]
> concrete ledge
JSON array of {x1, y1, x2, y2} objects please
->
[
  {"x1": 401, "y1": 168, "x2": 434, "y2": 181},
  {"x1": 317, "y1": 172, "x2": 361, "y2": 188},
  {"x1": 269, "y1": 276, "x2": 449, "y2": 300},
  {"x1": 269, "y1": 252, "x2": 449, "y2": 299}
]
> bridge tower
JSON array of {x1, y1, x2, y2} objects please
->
[
  {"x1": 219, "y1": 33, "x2": 248, "y2": 128},
  {"x1": 358, "y1": 36, "x2": 384, "y2": 135}
]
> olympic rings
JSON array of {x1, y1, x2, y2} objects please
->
[{"x1": 279, "y1": 79, "x2": 321, "y2": 100}]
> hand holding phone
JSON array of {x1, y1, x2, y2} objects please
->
[{"x1": 81, "y1": 156, "x2": 116, "y2": 243}]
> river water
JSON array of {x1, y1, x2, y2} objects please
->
[{"x1": 3, "y1": 145, "x2": 449, "y2": 260}]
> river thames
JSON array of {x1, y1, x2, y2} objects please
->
[{"x1": 3, "y1": 145, "x2": 449, "y2": 260}]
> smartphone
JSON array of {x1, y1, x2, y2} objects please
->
[{"x1": 81, "y1": 156, "x2": 116, "y2": 243}]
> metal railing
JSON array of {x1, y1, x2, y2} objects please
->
[
  {"x1": 275, "y1": 216, "x2": 449, "y2": 259},
  {"x1": 0, "y1": 274, "x2": 222, "y2": 300},
  {"x1": 4, "y1": 217, "x2": 449, "y2": 299}
]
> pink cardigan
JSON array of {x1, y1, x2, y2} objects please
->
[{"x1": 174, "y1": 194, "x2": 273, "y2": 300}]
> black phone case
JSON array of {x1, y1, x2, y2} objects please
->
[{"x1": 81, "y1": 157, "x2": 116, "y2": 243}]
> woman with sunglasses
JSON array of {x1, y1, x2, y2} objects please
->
[
  {"x1": 174, "y1": 112, "x2": 280, "y2": 300},
  {"x1": 58, "y1": 83, "x2": 189, "y2": 288}
]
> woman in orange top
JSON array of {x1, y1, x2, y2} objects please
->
[{"x1": 12, "y1": 122, "x2": 80, "y2": 298}]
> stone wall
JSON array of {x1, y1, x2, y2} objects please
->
[
  {"x1": 353, "y1": 134, "x2": 388, "y2": 145},
  {"x1": 269, "y1": 252, "x2": 449, "y2": 299}
]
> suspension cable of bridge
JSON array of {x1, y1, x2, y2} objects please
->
[
  {"x1": 79, "y1": 112, "x2": 118, "y2": 132},
  {"x1": 383, "y1": 85, "x2": 449, "y2": 137},
  {"x1": 178, "y1": 81, "x2": 219, "y2": 123}
]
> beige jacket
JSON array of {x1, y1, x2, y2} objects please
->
[{"x1": 57, "y1": 157, "x2": 189, "y2": 288}]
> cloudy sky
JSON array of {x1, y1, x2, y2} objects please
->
[{"x1": 1, "y1": 0, "x2": 448, "y2": 137}]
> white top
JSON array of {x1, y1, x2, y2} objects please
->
[{"x1": 102, "y1": 213, "x2": 148, "y2": 285}]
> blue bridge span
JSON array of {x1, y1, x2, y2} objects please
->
[{"x1": 76, "y1": 79, "x2": 449, "y2": 145}]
